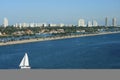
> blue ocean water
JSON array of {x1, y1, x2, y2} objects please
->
[{"x1": 0, "y1": 33, "x2": 120, "y2": 69}]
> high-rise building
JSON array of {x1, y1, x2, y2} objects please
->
[
  {"x1": 3, "y1": 18, "x2": 8, "y2": 27},
  {"x1": 112, "y1": 18, "x2": 117, "y2": 27},
  {"x1": 105, "y1": 17, "x2": 108, "y2": 27},
  {"x1": 87, "y1": 21, "x2": 92, "y2": 27},
  {"x1": 78, "y1": 19, "x2": 85, "y2": 27},
  {"x1": 92, "y1": 20, "x2": 98, "y2": 27}
]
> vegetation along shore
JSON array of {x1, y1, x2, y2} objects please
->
[{"x1": 0, "y1": 26, "x2": 120, "y2": 46}]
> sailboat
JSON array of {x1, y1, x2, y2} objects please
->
[{"x1": 19, "y1": 53, "x2": 31, "y2": 69}]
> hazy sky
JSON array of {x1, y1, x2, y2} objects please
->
[{"x1": 0, "y1": 0, "x2": 120, "y2": 25}]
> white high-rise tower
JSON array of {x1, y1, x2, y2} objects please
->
[
  {"x1": 105, "y1": 17, "x2": 108, "y2": 27},
  {"x1": 3, "y1": 18, "x2": 9, "y2": 27},
  {"x1": 78, "y1": 19, "x2": 85, "y2": 27},
  {"x1": 112, "y1": 18, "x2": 117, "y2": 27},
  {"x1": 92, "y1": 20, "x2": 98, "y2": 26},
  {"x1": 87, "y1": 21, "x2": 92, "y2": 27}
]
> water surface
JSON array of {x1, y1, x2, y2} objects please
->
[{"x1": 0, "y1": 33, "x2": 120, "y2": 69}]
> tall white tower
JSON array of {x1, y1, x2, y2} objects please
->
[
  {"x1": 78, "y1": 19, "x2": 85, "y2": 27},
  {"x1": 93, "y1": 20, "x2": 98, "y2": 27},
  {"x1": 87, "y1": 21, "x2": 92, "y2": 27},
  {"x1": 112, "y1": 18, "x2": 117, "y2": 27},
  {"x1": 105, "y1": 17, "x2": 108, "y2": 27},
  {"x1": 3, "y1": 18, "x2": 9, "y2": 27}
]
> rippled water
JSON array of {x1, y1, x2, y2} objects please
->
[{"x1": 0, "y1": 33, "x2": 120, "y2": 69}]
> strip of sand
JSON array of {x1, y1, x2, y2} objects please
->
[{"x1": 0, "y1": 31, "x2": 120, "y2": 46}]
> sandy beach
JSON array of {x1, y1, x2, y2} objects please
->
[{"x1": 0, "y1": 31, "x2": 120, "y2": 46}]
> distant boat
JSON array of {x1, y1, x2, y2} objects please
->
[{"x1": 19, "y1": 53, "x2": 31, "y2": 69}]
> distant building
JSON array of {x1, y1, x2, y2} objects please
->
[
  {"x1": 105, "y1": 17, "x2": 108, "y2": 27},
  {"x1": 19, "y1": 23, "x2": 22, "y2": 28},
  {"x1": 92, "y1": 20, "x2": 98, "y2": 27},
  {"x1": 87, "y1": 21, "x2": 92, "y2": 27},
  {"x1": 60, "y1": 23, "x2": 65, "y2": 27},
  {"x1": 78, "y1": 19, "x2": 85, "y2": 27},
  {"x1": 68, "y1": 24, "x2": 73, "y2": 27},
  {"x1": 42, "y1": 23, "x2": 47, "y2": 27},
  {"x1": 3, "y1": 18, "x2": 8, "y2": 27},
  {"x1": 112, "y1": 18, "x2": 117, "y2": 27},
  {"x1": 50, "y1": 23, "x2": 58, "y2": 27},
  {"x1": 14, "y1": 23, "x2": 18, "y2": 27},
  {"x1": 22, "y1": 23, "x2": 29, "y2": 27},
  {"x1": 30, "y1": 23, "x2": 35, "y2": 27},
  {"x1": 37, "y1": 23, "x2": 43, "y2": 27}
]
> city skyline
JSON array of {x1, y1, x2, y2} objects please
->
[
  {"x1": 0, "y1": 0, "x2": 120, "y2": 25},
  {"x1": 0, "y1": 17, "x2": 119, "y2": 27}
]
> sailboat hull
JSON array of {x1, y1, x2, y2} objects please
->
[{"x1": 20, "y1": 66, "x2": 31, "y2": 69}]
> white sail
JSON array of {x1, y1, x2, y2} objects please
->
[
  {"x1": 19, "y1": 55, "x2": 25, "y2": 67},
  {"x1": 19, "y1": 53, "x2": 30, "y2": 69}
]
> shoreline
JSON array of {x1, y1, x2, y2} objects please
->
[{"x1": 0, "y1": 31, "x2": 120, "y2": 46}]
